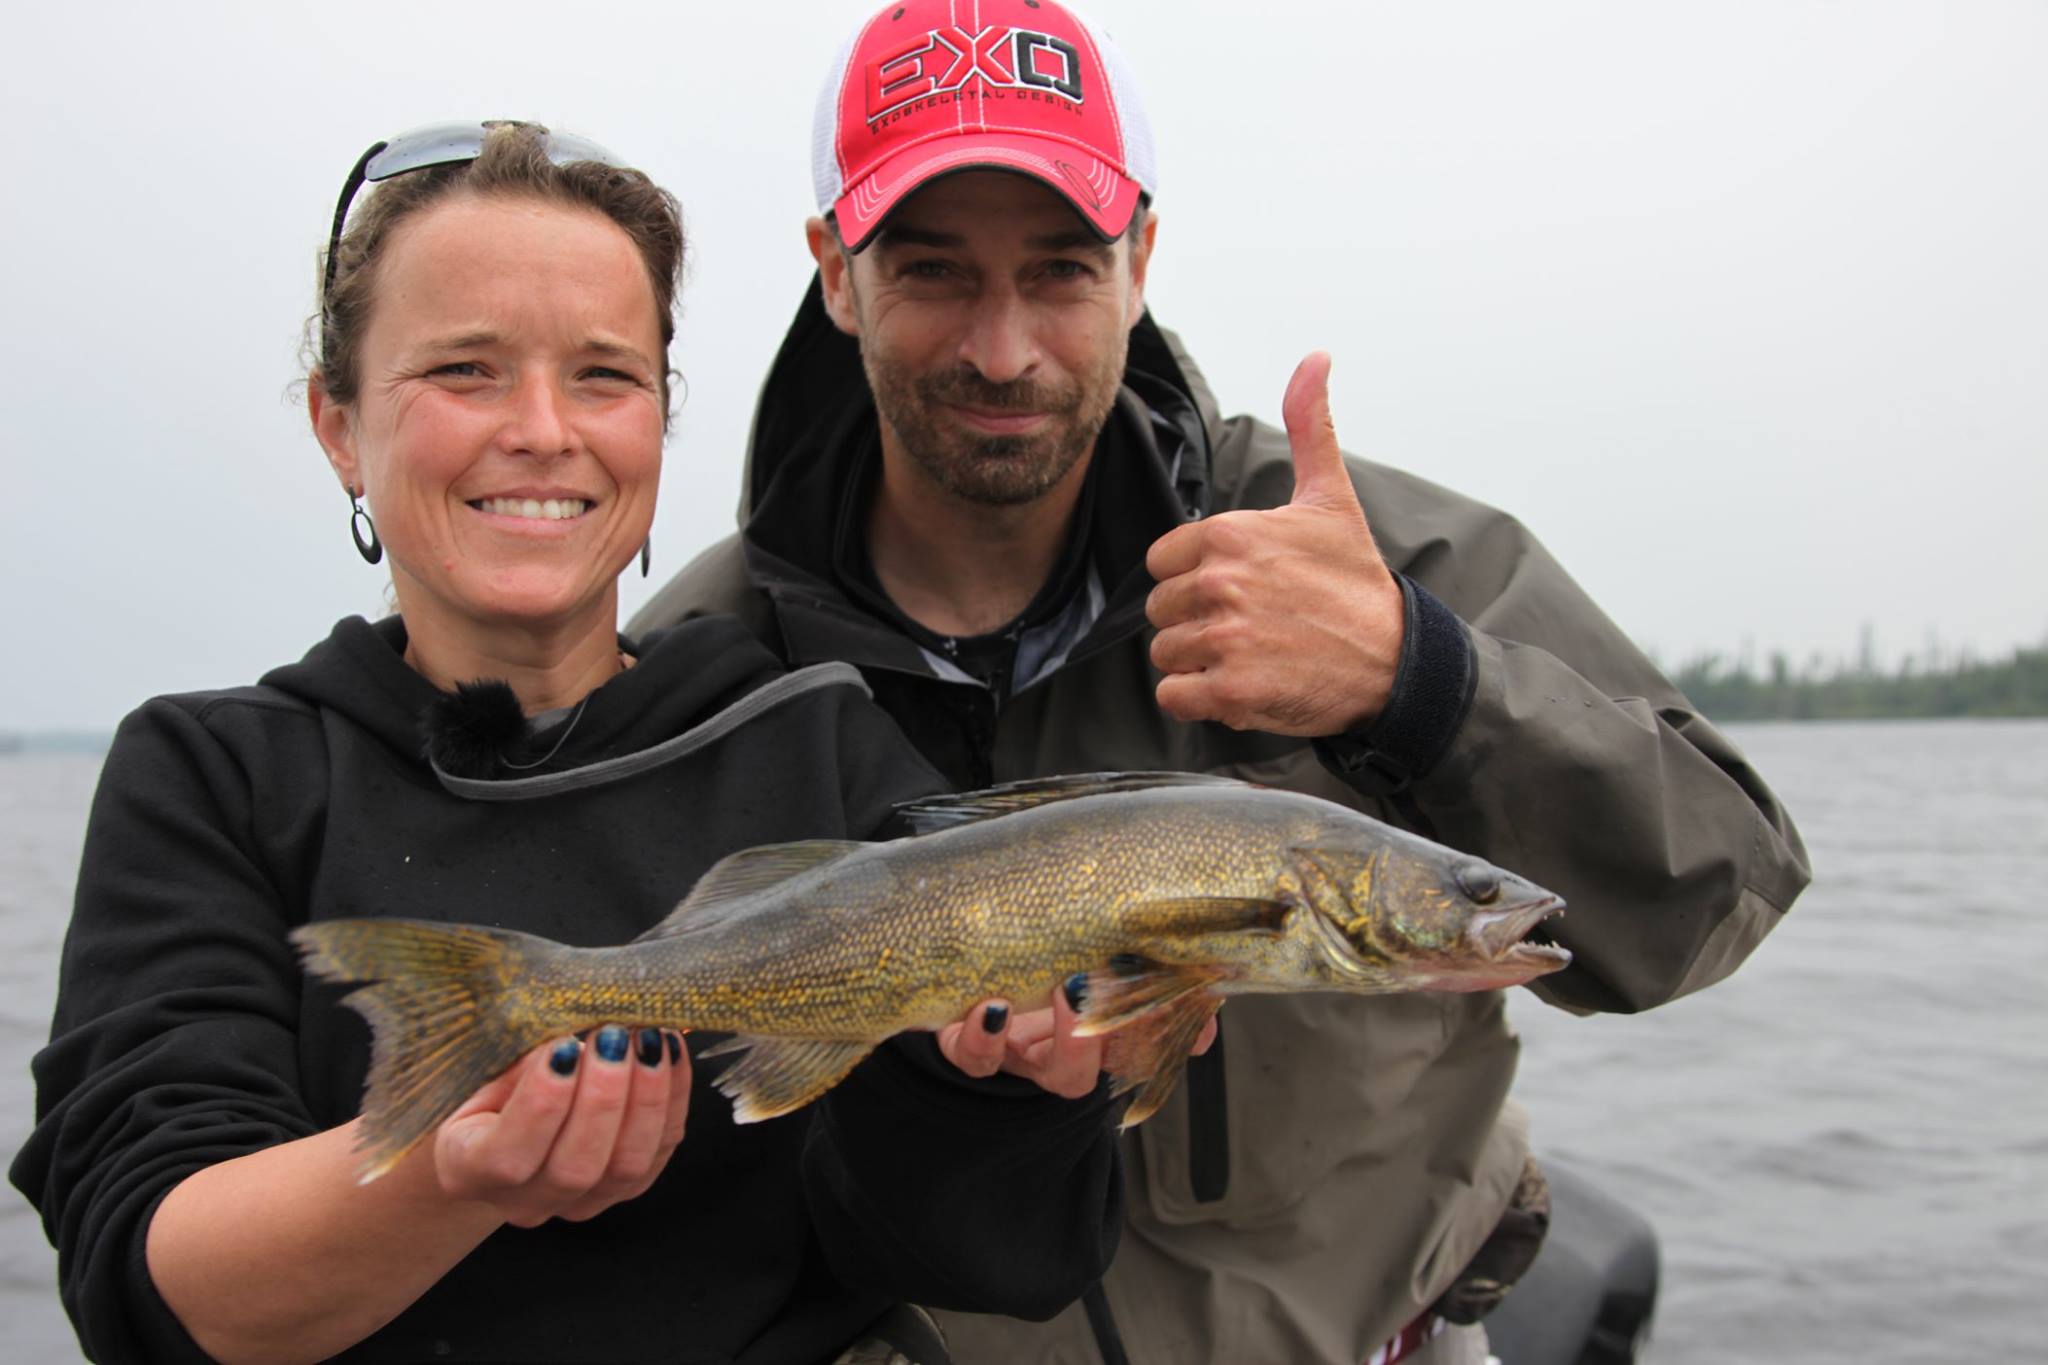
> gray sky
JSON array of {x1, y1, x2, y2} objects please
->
[{"x1": 5, "y1": 0, "x2": 2043, "y2": 730}]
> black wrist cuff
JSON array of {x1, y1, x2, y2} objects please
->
[{"x1": 1314, "y1": 575, "x2": 1478, "y2": 794}]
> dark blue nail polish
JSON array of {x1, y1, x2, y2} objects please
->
[
  {"x1": 595, "y1": 1025, "x2": 630, "y2": 1063},
  {"x1": 665, "y1": 1031, "x2": 683, "y2": 1065},
  {"x1": 549, "y1": 1039, "x2": 581, "y2": 1076},
  {"x1": 1064, "y1": 973, "x2": 1089, "y2": 1012},
  {"x1": 637, "y1": 1028, "x2": 663, "y2": 1067},
  {"x1": 981, "y1": 1002, "x2": 1009, "y2": 1034}
]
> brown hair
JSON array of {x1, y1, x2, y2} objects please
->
[{"x1": 312, "y1": 122, "x2": 685, "y2": 421}]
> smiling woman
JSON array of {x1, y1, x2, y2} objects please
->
[
  {"x1": 311, "y1": 196, "x2": 667, "y2": 706},
  {"x1": 309, "y1": 126, "x2": 679, "y2": 712},
  {"x1": 9, "y1": 122, "x2": 1128, "y2": 1365}
]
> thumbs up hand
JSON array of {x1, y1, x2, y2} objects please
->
[{"x1": 1144, "y1": 352, "x2": 1405, "y2": 736}]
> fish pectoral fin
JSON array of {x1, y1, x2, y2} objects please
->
[
  {"x1": 894, "y1": 771, "x2": 1258, "y2": 834},
  {"x1": 701, "y1": 1035, "x2": 875, "y2": 1123},
  {"x1": 1104, "y1": 993, "x2": 1221, "y2": 1129},
  {"x1": 1069, "y1": 959, "x2": 1224, "y2": 1038},
  {"x1": 1122, "y1": 896, "x2": 1290, "y2": 940},
  {"x1": 638, "y1": 841, "x2": 869, "y2": 941}
]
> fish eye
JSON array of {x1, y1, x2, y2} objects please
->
[{"x1": 1455, "y1": 864, "x2": 1502, "y2": 905}]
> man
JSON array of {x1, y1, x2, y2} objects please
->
[{"x1": 634, "y1": 2, "x2": 1811, "y2": 1361}]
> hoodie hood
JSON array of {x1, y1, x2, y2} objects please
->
[{"x1": 259, "y1": 614, "x2": 803, "y2": 793}]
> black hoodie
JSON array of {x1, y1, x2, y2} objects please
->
[{"x1": 13, "y1": 614, "x2": 1123, "y2": 1364}]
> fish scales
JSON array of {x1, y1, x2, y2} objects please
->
[
  {"x1": 557, "y1": 794, "x2": 1289, "y2": 1034},
  {"x1": 295, "y1": 774, "x2": 1569, "y2": 1179}
]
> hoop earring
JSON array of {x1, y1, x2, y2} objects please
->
[
  {"x1": 640, "y1": 538, "x2": 651, "y2": 578},
  {"x1": 350, "y1": 487, "x2": 383, "y2": 565}
]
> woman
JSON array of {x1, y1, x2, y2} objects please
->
[{"x1": 11, "y1": 122, "x2": 1121, "y2": 1365}]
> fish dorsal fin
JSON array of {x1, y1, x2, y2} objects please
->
[
  {"x1": 637, "y1": 841, "x2": 866, "y2": 941},
  {"x1": 1121, "y1": 896, "x2": 1291, "y2": 940},
  {"x1": 896, "y1": 771, "x2": 1258, "y2": 834},
  {"x1": 700, "y1": 1034, "x2": 876, "y2": 1123}
]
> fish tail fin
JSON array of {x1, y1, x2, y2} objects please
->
[{"x1": 293, "y1": 918, "x2": 563, "y2": 1182}]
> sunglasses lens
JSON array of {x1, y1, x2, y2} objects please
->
[
  {"x1": 362, "y1": 124, "x2": 490, "y2": 182},
  {"x1": 363, "y1": 123, "x2": 625, "y2": 182}
]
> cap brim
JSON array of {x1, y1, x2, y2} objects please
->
[{"x1": 833, "y1": 134, "x2": 1142, "y2": 253}]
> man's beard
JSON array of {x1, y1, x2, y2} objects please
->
[{"x1": 861, "y1": 340, "x2": 1127, "y2": 507}]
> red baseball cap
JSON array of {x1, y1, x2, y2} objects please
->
[{"x1": 813, "y1": 0, "x2": 1158, "y2": 251}]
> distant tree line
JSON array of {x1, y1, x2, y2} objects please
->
[
  {"x1": 9, "y1": 633, "x2": 2048, "y2": 745},
  {"x1": 1669, "y1": 636, "x2": 2048, "y2": 721}
]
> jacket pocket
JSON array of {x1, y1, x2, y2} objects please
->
[{"x1": 1135, "y1": 991, "x2": 1469, "y2": 1229}]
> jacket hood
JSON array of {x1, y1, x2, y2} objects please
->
[
  {"x1": 738, "y1": 274, "x2": 1217, "y2": 529},
  {"x1": 259, "y1": 614, "x2": 791, "y2": 787},
  {"x1": 730, "y1": 277, "x2": 1224, "y2": 688}
]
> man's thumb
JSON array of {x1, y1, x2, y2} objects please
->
[{"x1": 1283, "y1": 351, "x2": 1355, "y2": 508}]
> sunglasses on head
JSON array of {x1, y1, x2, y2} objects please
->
[{"x1": 322, "y1": 120, "x2": 626, "y2": 307}]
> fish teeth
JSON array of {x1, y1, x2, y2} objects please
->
[{"x1": 474, "y1": 497, "x2": 590, "y2": 520}]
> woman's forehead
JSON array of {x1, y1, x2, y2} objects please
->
[{"x1": 367, "y1": 196, "x2": 661, "y2": 345}]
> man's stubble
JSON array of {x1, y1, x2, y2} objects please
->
[{"x1": 858, "y1": 328, "x2": 1128, "y2": 509}]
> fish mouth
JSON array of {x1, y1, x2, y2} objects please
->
[{"x1": 1469, "y1": 894, "x2": 1571, "y2": 977}]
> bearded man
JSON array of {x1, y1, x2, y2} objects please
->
[{"x1": 634, "y1": 3, "x2": 1811, "y2": 1362}]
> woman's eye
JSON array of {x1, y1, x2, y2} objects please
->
[{"x1": 584, "y1": 366, "x2": 637, "y2": 383}]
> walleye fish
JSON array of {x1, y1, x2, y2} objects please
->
[{"x1": 295, "y1": 772, "x2": 1568, "y2": 1179}]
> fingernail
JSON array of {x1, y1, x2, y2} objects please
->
[
  {"x1": 1064, "y1": 973, "x2": 1089, "y2": 1012},
  {"x1": 665, "y1": 1031, "x2": 683, "y2": 1065},
  {"x1": 981, "y1": 1002, "x2": 1009, "y2": 1034},
  {"x1": 595, "y1": 1025, "x2": 630, "y2": 1064},
  {"x1": 549, "y1": 1039, "x2": 581, "y2": 1076},
  {"x1": 636, "y1": 1027, "x2": 663, "y2": 1067}
]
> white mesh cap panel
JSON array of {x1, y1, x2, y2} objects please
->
[
  {"x1": 1077, "y1": 13, "x2": 1157, "y2": 195},
  {"x1": 811, "y1": 25, "x2": 864, "y2": 212}
]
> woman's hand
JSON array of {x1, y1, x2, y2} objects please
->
[
  {"x1": 936, "y1": 983, "x2": 1218, "y2": 1100},
  {"x1": 435, "y1": 1025, "x2": 690, "y2": 1226}
]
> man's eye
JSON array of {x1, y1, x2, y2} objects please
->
[
  {"x1": 429, "y1": 362, "x2": 484, "y2": 378},
  {"x1": 1045, "y1": 260, "x2": 1088, "y2": 279},
  {"x1": 903, "y1": 260, "x2": 954, "y2": 280}
]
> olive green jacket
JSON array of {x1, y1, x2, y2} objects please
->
[{"x1": 630, "y1": 284, "x2": 1810, "y2": 1365}]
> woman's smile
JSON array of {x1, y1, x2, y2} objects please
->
[{"x1": 467, "y1": 494, "x2": 598, "y2": 524}]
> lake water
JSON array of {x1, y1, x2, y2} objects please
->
[{"x1": 3, "y1": 720, "x2": 2044, "y2": 1362}]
